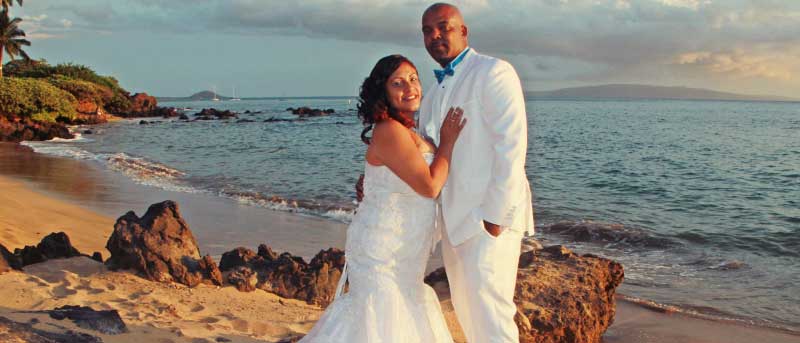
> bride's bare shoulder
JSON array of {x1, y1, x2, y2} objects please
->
[{"x1": 372, "y1": 120, "x2": 411, "y2": 144}]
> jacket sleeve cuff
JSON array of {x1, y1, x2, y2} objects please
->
[{"x1": 478, "y1": 202, "x2": 516, "y2": 228}]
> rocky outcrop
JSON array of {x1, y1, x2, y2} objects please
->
[
  {"x1": 0, "y1": 115, "x2": 73, "y2": 142},
  {"x1": 112, "y1": 93, "x2": 178, "y2": 118},
  {"x1": 425, "y1": 244, "x2": 624, "y2": 343},
  {"x1": 12, "y1": 232, "x2": 85, "y2": 267},
  {"x1": 228, "y1": 266, "x2": 258, "y2": 292},
  {"x1": 128, "y1": 93, "x2": 157, "y2": 115},
  {"x1": 105, "y1": 201, "x2": 222, "y2": 287},
  {"x1": 218, "y1": 246, "x2": 345, "y2": 307},
  {"x1": 286, "y1": 107, "x2": 334, "y2": 117},
  {"x1": 194, "y1": 108, "x2": 238, "y2": 120},
  {"x1": 219, "y1": 247, "x2": 258, "y2": 271}
]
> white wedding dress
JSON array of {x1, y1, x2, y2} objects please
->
[{"x1": 300, "y1": 152, "x2": 454, "y2": 342}]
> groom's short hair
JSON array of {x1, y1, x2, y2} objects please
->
[{"x1": 424, "y1": 2, "x2": 461, "y2": 17}]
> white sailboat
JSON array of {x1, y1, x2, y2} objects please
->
[
  {"x1": 212, "y1": 86, "x2": 220, "y2": 101},
  {"x1": 230, "y1": 86, "x2": 241, "y2": 101}
]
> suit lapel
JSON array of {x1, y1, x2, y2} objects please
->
[{"x1": 437, "y1": 49, "x2": 478, "y2": 129}]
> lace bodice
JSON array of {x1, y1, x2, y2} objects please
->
[{"x1": 345, "y1": 152, "x2": 436, "y2": 287}]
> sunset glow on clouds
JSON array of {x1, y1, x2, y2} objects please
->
[{"x1": 6, "y1": 0, "x2": 799, "y2": 97}]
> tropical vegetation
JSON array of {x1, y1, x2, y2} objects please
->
[
  {"x1": 0, "y1": 8, "x2": 30, "y2": 78},
  {"x1": 0, "y1": 77, "x2": 77, "y2": 122}
]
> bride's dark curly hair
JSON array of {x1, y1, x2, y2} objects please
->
[{"x1": 357, "y1": 55, "x2": 418, "y2": 144}]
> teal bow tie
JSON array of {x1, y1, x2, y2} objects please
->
[
  {"x1": 434, "y1": 67, "x2": 454, "y2": 84},
  {"x1": 433, "y1": 47, "x2": 470, "y2": 84}
]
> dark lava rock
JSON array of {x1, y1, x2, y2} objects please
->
[
  {"x1": 0, "y1": 115, "x2": 73, "y2": 142},
  {"x1": 227, "y1": 266, "x2": 257, "y2": 292},
  {"x1": 219, "y1": 246, "x2": 345, "y2": 307},
  {"x1": 425, "y1": 245, "x2": 624, "y2": 343},
  {"x1": 82, "y1": 129, "x2": 93, "y2": 135},
  {"x1": 195, "y1": 108, "x2": 238, "y2": 119},
  {"x1": 105, "y1": 201, "x2": 222, "y2": 287},
  {"x1": 139, "y1": 120, "x2": 149, "y2": 125},
  {"x1": 0, "y1": 243, "x2": 22, "y2": 273},
  {"x1": 179, "y1": 114, "x2": 190, "y2": 120},
  {"x1": 287, "y1": 107, "x2": 334, "y2": 117},
  {"x1": 0, "y1": 316, "x2": 102, "y2": 342},
  {"x1": 48, "y1": 305, "x2": 128, "y2": 335},
  {"x1": 13, "y1": 232, "x2": 84, "y2": 267},
  {"x1": 219, "y1": 247, "x2": 258, "y2": 271},
  {"x1": 91, "y1": 252, "x2": 103, "y2": 263}
]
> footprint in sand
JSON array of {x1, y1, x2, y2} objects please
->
[
  {"x1": 199, "y1": 316, "x2": 220, "y2": 324},
  {"x1": 52, "y1": 283, "x2": 79, "y2": 298},
  {"x1": 190, "y1": 304, "x2": 206, "y2": 313},
  {"x1": 230, "y1": 319, "x2": 249, "y2": 332},
  {"x1": 250, "y1": 321, "x2": 288, "y2": 337},
  {"x1": 110, "y1": 297, "x2": 130, "y2": 304}
]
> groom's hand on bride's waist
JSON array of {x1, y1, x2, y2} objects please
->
[{"x1": 483, "y1": 220, "x2": 503, "y2": 237}]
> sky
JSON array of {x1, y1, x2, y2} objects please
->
[{"x1": 5, "y1": 0, "x2": 800, "y2": 98}]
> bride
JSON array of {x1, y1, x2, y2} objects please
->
[{"x1": 299, "y1": 54, "x2": 466, "y2": 342}]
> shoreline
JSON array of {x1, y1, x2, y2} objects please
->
[{"x1": 2, "y1": 142, "x2": 799, "y2": 342}]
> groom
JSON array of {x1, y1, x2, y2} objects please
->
[{"x1": 419, "y1": 3, "x2": 534, "y2": 342}]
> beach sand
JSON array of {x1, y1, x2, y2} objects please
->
[
  {"x1": 2, "y1": 143, "x2": 798, "y2": 342},
  {"x1": 0, "y1": 175, "x2": 113, "y2": 256}
]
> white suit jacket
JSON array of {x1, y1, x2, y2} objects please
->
[{"x1": 419, "y1": 48, "x2": 534, "y2": 246}]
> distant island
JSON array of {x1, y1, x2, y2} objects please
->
[
  {"x1": 157, "y1": 91, "x2": 231, "y2": 102},
  {"x1": 525, "y1": 84, "x2": 797, "y2": 102}
]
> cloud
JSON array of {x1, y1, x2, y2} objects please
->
[
  {"x1": 15, "y1": 0, "x2": 800, "y2": 95},
  {"x1": 676, "y1": 48, "x2": 798, "y2": 81}
]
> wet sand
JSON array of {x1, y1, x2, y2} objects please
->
[
  {"x1": 2, "y1": 142, "x2": 798, "y2": 342},
  {"x1": 0, "y1": 143, "x2": 347, "y2": 260}
]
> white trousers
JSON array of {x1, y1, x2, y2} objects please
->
[{"x1": 441, "y1": 226, "x2": 523, "y2": 343}]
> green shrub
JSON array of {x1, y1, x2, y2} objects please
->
[
  {"x1": 3, "y1": 60, "x2": 128, "y2": 95},
  {"x1": 2, "y1": 59, "x2": 52, "y2": 78},
  {"x1": 105, "y1": 92, "x2": 132, "y2": 114},
  {"x1": 48, "y1": 75, "x2": 114, "y2": 107},
  {"x1": 49, "y1": 63, "x2": 124, "y2": 93},
  {"x1": 0, "y1": 77, "x2": 77, "y2": 121}
]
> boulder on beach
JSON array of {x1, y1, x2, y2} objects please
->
[
  {"x1": 47, "y1": 305, "x2": 128, "y2": 335},
  {"x1": 218, "y1": 245, "x2": 345, "y2": 307},
  {"x1": 105, "y1": 200, "x2": 222, "y2": 287},
  {"x1": 425, "y1": 244, "x2": 624, "y2": 343},
  {"x1": 12, "y1": 232, "x2": 85, "y2": 268}
]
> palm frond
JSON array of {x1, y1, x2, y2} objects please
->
[
  {"x1": 0, "y1": 6, "x2": 31, "y2": 63},
  {"x1": 1, "y1": 0, "x2": 22, "y2": 10},
  {"x1": 11, "y1": 37, "x2": 29, "y2": 46},
  {"x1": 17, "y1": 46, "x2": 28, "y2": 60}
]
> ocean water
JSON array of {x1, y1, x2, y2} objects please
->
[{"x1": 21, "y1": 98, "x2": 800, "y2": 332}]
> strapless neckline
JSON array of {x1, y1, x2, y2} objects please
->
[{"x1": 366, "y1": 151, "x2": 434, "y2": 168}]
